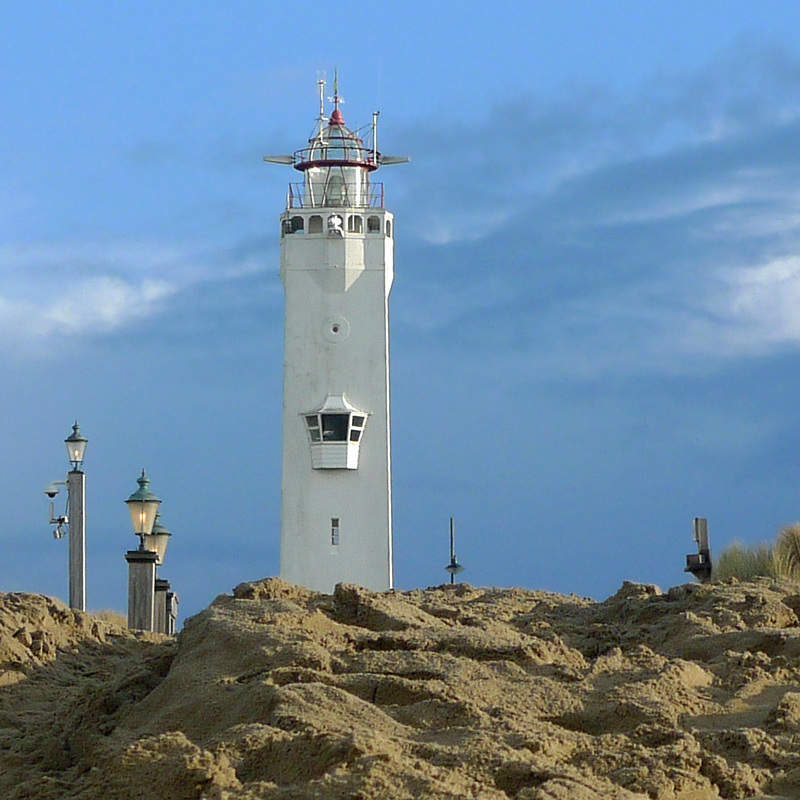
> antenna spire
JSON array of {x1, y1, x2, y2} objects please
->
[{"x1": 328, "y1": 68, "x2": 345, "y2": 125}]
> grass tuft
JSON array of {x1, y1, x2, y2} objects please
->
[
  {"x1": 91, "y1": 609, "x2": 127, "y2": 627},
  {"x1": 774, "y1": 523, "x2": 800, "y2": 581},
  {"x1": 712, "y1": 541, "x2": 778, "y2": 582}
]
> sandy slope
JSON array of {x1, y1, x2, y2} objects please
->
[{"x1": 3, "y1": 578, "x2": 800, "y2": 799}]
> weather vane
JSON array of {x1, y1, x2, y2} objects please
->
[{"x1": 328, "y1": 68, "x2": 344, "y2": 110}]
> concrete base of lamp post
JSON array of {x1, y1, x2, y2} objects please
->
[
  {"x1": 153, "y1": 579, "x2": 179, "y2": 636},
  {"x1": 166, "y1": 589, "x2": 179, "y2": 636},
  {"x1": 125, "y1": 549, "x2": 158, "y2": 631},
  {"x1": 154, "y1": 578, "x2": 170, "y2": 635},
  {"x1": 67, "y1": 470, "x2": 86, "y2": 611}
]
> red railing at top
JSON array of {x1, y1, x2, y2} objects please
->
[{"x1": 287, "y1": 183, "x2": 385, "y2": 209}]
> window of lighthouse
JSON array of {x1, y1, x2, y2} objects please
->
[
  {"x1": 309, "y1": 215, "x2": 323, "y2": 233},
  {"x1": 349, "y1": 415, "x2": 366, "y2": 442},
  {"x1": 331, "y1": 518, "x2": 340, "y2": 547},
  {"x1": 304, "y1": 415, "x2": 322, "y2": 442},
  {"x1": 282, "y1": 216, "x2": 305, "y2": 236},
  {"x1": 321, "y1": 414, "x2": 349, "y2": 441},
  {"x1": 347, "y1": 215, "x2": 363, "y2": 233},
  {"x1": 303, "y1": 395, "x2": 368, "y2": 469},
  {"x1": 326, "y1": 174, "x2": 345, "y2": 206},
  {"x1": 386, "y1": 220, "x2": 393, "y2": 238},
  {"x1": 367, "y1": 216, "x2": 381, "y2": 233}
]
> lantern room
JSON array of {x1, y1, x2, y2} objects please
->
[
  {"x1": 293, "y1": 101, "x2": 376, "y2": 209},
  {"x1": 265, "y1": 74, "x2": 408, "y2": 213}
]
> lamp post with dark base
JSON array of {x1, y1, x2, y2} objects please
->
[{"x1": 124, "y1": 470, "x2": 162, "y2": 631}]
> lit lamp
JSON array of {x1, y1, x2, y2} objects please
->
[
  {"x1": 145, "y1": 512, "x2": 172, "y2": 566},
  {"x1": 149, "y1": 511, "x2": 178, "y2": 635},
  {"x1": 124, "y1": 469, "x2": 162, "y2": 632},
  {"x1": 65, "y1": 421, "x2": 88, "y2": 471},
  {"x1": 125, "y1": 469, "x2": 161, "y2": 550},
  {"x1": 46, "y1": 421, "x2": 89, "y2": 611}
]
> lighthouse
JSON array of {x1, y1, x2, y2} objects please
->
[{"x1": 265, "y1": 78, "x2": 407, "y2": 592}]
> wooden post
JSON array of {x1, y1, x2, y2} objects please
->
[
  {"x1": 125, "y1": 549, "x2": 157, "y2": 631},
  {"x1": 166, "y1": 590, "x2": 179, "y2": 636},
  {"x1": 154, "y1": 578, "x2": 170, "y2": 635},
  {"x1": 67, "y1": 470, "x2": 86, "y2": 611}
]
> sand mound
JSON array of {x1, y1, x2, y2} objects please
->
[{"x1": 4, "y1": 578, "x2": 800, "y2": 798}]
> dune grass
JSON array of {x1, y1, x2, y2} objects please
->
[
  {"x1": 91, "y1": 609, "x2": 127, "y2": 627},
  {"x1": 713, "y1": 523, "x2": 800, "y2": 582},
  {"x1": 713, "y1": 541, "x2": 778, "y2": 581},
  {"x1": 773, "y1": 523, "x2": 800, "y2": 581}
]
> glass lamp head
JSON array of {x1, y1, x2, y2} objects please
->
[
  {"x1": 143, "y1": 511, "x2": 172, "y2": 565},
  {"x1": 65, "y1": 421, "x2": 88, "y2": 470},
  {"x1": 125, "y1": 469, "x2": 162, "y2": 542}
]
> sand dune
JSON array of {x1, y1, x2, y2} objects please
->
[{"x1": 3, "y1": 578, "x2": 800, "y2": 798}]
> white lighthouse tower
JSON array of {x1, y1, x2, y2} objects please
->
[{"x1": 266, "y1": 78, "x2": 407, "y2": 593}]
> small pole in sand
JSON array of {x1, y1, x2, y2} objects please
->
[{"x1": 445, "y1": 517, "x2": 465, "y2": 584}]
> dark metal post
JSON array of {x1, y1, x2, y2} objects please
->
[
  {"x1": 445, "y1": 516, "x2": 465, "y2": 584},
  {"x1": 449, "y1": 518, "x2": 455, "y2": 584},
  {"x1": 685, "y1": 517, "x2": 712, "y2": 583}
]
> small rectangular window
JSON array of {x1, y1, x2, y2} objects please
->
[
  {"x1": 331, "y1": 518, "x2": 340, "y2": 546},
  {"x1": 349, "y1": 430, "x2": 361, "y2": 442},
  {"x1": 305, "y1": 414, "x2": 321, "y2": 442},
  {"x1": 352, "y1": 415, "x2": 365, "y2": 427}
]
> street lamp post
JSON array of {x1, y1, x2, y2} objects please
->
[
  {"x1": 45, "y1": 423, "x2": 88, "y2": 610},
  {"x1": 65, "y1": 422, "x2": 88, "y2": 611},
  {"x1": 124, "y1": 469, "x2": 161, "y2": 631},
  {"x1": 150, "y1": 512, "x2": 177, "y2": 635}
]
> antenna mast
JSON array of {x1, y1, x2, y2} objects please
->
[
  {"x1": 317, "y1": 78, "x2": 326, "y2": 138},
  {"x1": 372, "y1": 110, "x2": 380, "y2": 165}
]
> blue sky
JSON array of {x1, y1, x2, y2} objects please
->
[{"x1": 3, "y1": 1, "x2": 800, "y2": 620}]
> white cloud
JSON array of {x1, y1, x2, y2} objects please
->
[
  {"x1": 688, "y1": 256, "x2": 800, "y2": 355},
  {"x1": 0, "y1": 275, "x2": 177, "y2": 344},
  {"x1": 0, "y1": 238, "x2": 253, "y2": 353},
  {"x1": 45, "y1": 275, "x2": 176, "y2": 334},
  {"x1": 0, "y1": 240, "x2": 199, "y2": 280},
  {"x1": 542, "y1": 255, "x2": 800, "y2": 372},
  {"x1": 601, "y1": 182, "x2": 760, "y2": 226},
  {"x1": 397, "y1": 41, "x2": 800, "y2": 247},
  {"x1": 420, "y1": 210, "x2": 513, "y2": 246}
]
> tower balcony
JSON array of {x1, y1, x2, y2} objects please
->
[
  {"x1": 287, "y1": 182, "x2": 385, "y2": 209},
  {"x1": 303, "y1": 395, "x2": 368, "y2": 470}
]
